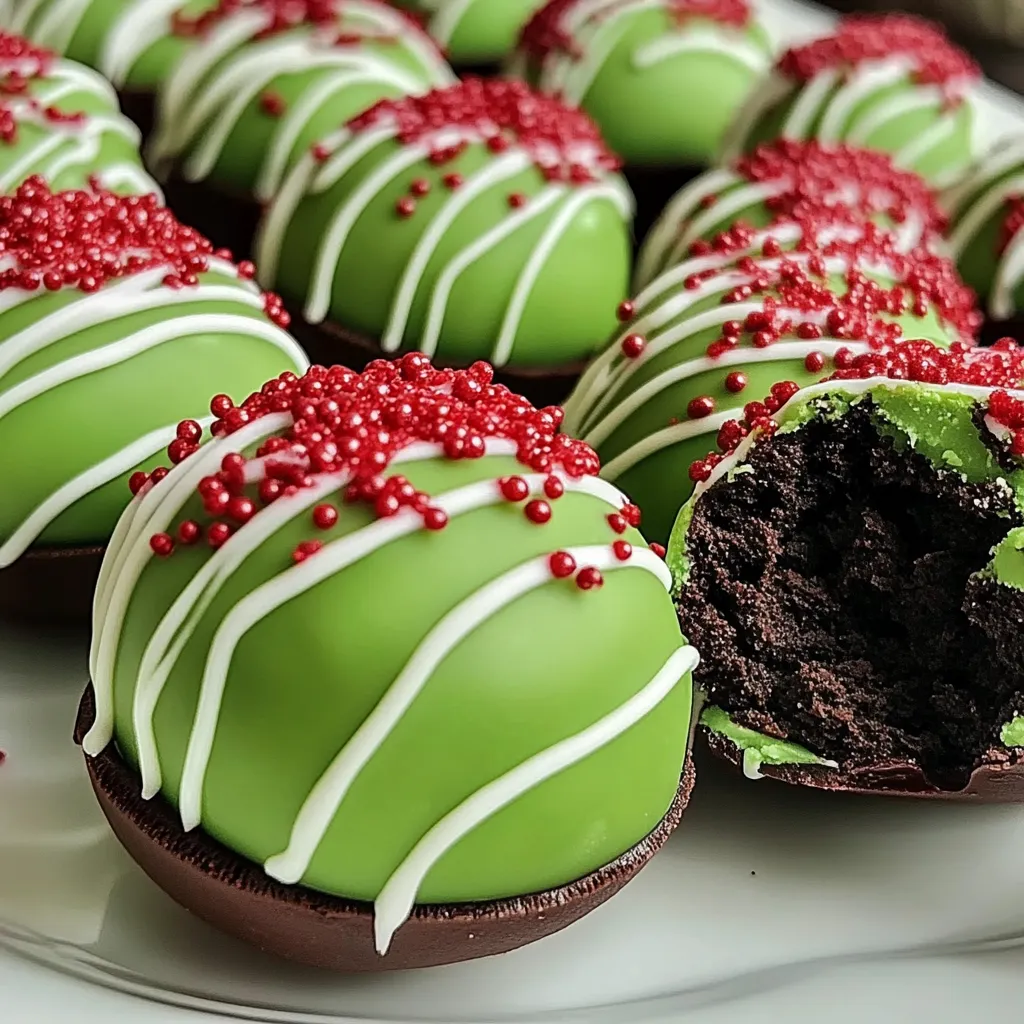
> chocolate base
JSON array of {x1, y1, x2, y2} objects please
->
[
  {"x1": 681, "y1": 400, "x2": 1024, "y2": 800},
  {"x1": 0, "y1": 545, "x2": 104, "y2": 626},
  {"x1": 159, "y1": 174, "x2": 260, "y2": 264},
  {"x1": 75, "y1": 685, "x2": 694, "y2": 971},
  {"x1": 624, "y1": 164, "x2": 704, "y2": 251}
]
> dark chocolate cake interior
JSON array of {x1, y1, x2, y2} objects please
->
[{"x1": 681, "y1": 401, "x2": 1024, "y2": 789}]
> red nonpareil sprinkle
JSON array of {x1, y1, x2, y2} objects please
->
[
  {"x1": 0, "y1": 179, "x2": 286, "y2": 324},
  {"x1": 575, "y1": 565, "x2": 604, "y2": 590},
  {"x1": 519, "y1": 0, "x2": 750, "y2": 63},
  {"x1": 732, "y1": 139, "x2": 947, "y2": 236},
  {"x1": 650, "y1": 543, "x2": 667, "y2": 559},
  {"x1": 621, "y1": 333, "x2": 646, "y2": 359},
  {"x1": 259, "y1": 90, "x2": 286, "y2": 116},
  {"x1": 344, "y1": 77, "x2": 621, "y2": 179},
  {"x1": 724, "y1": 371, "x2": 748, "y2": 393},
  {"x1": 778, "y1": 14, "x2": 979, "y2": 96},
  {"x1": 171, "y1": 0, "x2": 359, "y2": 38},
  {"x1": 150, "y1": 533, "x2": 174, "y2": 557},
  {"x1": 612, "y1": 540, "x2": 632, "y2": 561},
  {"x1": 549, "y1": 550, "x2": 577, "y2": 578},
  {"x1": 688, "y1": 395, "x2": 716, "y2": 419},
  {"x1": 620, "y1": 503, "x2": 642, "y2": 527},
  {"x1": 607, "y1": 513, "x2": 628, "y2": 534},
  {"x1": 151, "y1": 356, "x2": 601, "y2": 558}
]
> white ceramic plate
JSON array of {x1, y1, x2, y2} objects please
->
[{"x1": 7, "y1": 2, "x2": 1024, "y2": 1021}]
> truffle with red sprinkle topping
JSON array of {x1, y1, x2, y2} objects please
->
[
  {"x1": 0, "y1": 175, "x2": 307, "y2": 599},
  {"x1": 721, "y1": 14, "x2": 979, "y2": 187}
]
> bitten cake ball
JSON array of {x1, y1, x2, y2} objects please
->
[
  {"x1": 513, "y1": 0, "x2": 773, "y2": 170},
  {"x1": 80, "y1": 356, "x2": 698, "y2": 970},
  {"x1": 945, "y1": 137, "x2": 1024, "y2": 322},
  {"x1": 636, "y1": 139, "x2": 946, "y2": 290},
  {"x1": 255, "y1": 77, "x2": 633, "y2": 381},
  {"x1": 671, "y1": 340, "x2": 1024, "y2": 799},
  {"x1": 564, "y1": 224, "x2": 978, "y2": 542},
  {"x1": 0, "y1": 178, "x2": 307, "y2": 622},
  {"x1": 0, "y1": 31, "x2": 154, "y2": 193},
  {"x1": 144, "y1": 1, "x2": 454, "y2": 203},
  {"x1": 722, "y1": 14, "x2": 980, "y2": 188},
  {"x1": 394, "y1": 0, "x2": 545, "y2": 67}
]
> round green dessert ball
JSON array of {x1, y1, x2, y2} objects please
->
[
  {"x1": 84, "y1": 356, "x2": 697, "y2": 956},
  {"x1": 255, "y1": 77, "x2": 633, "y2": 369},
  {"x1": 635, "y1": 138, "x2": 947, "y2": 291},
  {"x1": 395, "y1": 0, "x2": 544, "y2": 66},
  {"x1": 944, "y1": 136, "x2": 1024, "y2": 322},
  {"x1": 721, "y1": 13, "x2": 980, "y2": 189},
  {"x1": 563, "y1": 222, "x2": 979, "y2": 543},
  {"x1": 512, "y1": 0, "x2": 773, "y2": 169},
  {"x1": 0, "y1": 178, "x2": 307, "y2": 570},
  {"x1": 0, "y1": 31, "x2": 154, "y2": 193},
  {"x1": 141, "y1": 1, "x2": 454, "y2": 204}
]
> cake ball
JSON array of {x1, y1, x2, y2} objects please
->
[
  {"x1": 563, "y1": 225, "x2": 979, "y2": 543},
  {"x1": 672, "y1": 339, "x2": 1024, "y2": 799},
  {"x1": 0, "y1": 31, "x2": 154, "y2": 194},
  {"x1": 0, "y1": 178, "x2": 307, "y2": 625},
  {"x1": 394, "y1": 0, "x2": 544, "y2": 68},
  {"x1": 721, "y1": 14, "x2": 980, "y2": 188},
  {"x1": 79, "y1": 356, "x2": 698, "y2": 970},
  {"x1": 512, "y1": 0, "x2": 773, "y2": 170},
  {"x1": 255, "y1": 77, "x2": 633, "y2": 398},
  {"x1": 141, "y1": 1, "x2": 455, "y2": 256},
  {"x1": 635, "y1": 139, "x2": 946, "y2": 291},
  {"x1": 944, "y1": 136, "x2": 1024, "y2": 323}
]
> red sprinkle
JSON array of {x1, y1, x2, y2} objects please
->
[
  {"x1": 724, "y1": 371, "x2": 748, "y2": 393},
  {"x1": 650, "y1": 543, "x2": 667, "y2": 559},
  {"x1": 549, "y1": 550, "x2": 577, "y2": 578},
  {"x1": 575, "y1": 566, "x2": 604, "y2": 591},
  {"x1": 612, "y1": 540, "x2": 632, "y2": 561},
  {"x1": 151, "y1": 357, "x2": 602, "y2": 562},
  {"x1": 688, "y1": 395, "x2": 716, "y2": 419},
  {"x1": 779, "y1": 14, "x2": 979, "y2": 98},
  {"x1": 607, "y1": 513, "x2": 628, "y2": 534},
  {"x1": 259, "y1": 90, "x2": 286, "y2": 116},
  {"x1": 621, "y1": 333, "x2": 646, "y2": 359},
  {"x1": 150, "y1": 533, "x2": 174, "y2": 557}
]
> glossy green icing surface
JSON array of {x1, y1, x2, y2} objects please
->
[
  {"x1": 112, "y1": 450, "x2": 694, "y2": 902},
  {"x1": 0, "y1": 272, "x2": 306, "y2": 551},
  {"x1": 265, "y1": 137, "x2": 631, "y2": 367},
  {"x1": 548, "y1": 8, "x2": 771, "y2": 167},
  {"x1": 396, "y1": 0, "x2": 542, "y2": 64},
  {"x1": 740, "y1": 75, "x2": 975, "y2": 186},
  {"x1": 668, "y1": 380, "x2": 1024, "y2": 761}
]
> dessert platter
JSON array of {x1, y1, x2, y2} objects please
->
[{"x1": 4, "y1": 0, "x2": 1024, "y2": 1021}]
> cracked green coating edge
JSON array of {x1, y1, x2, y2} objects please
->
[
  {"x1": 668, "y1": 380, "x2": 1024, "y2": 765},
  {"x1": 700, "y1": 706, "x2": 836, "y2": 777}
]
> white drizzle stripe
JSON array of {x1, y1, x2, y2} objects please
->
[
  {"x1": 717, "y1": 71, "x2": 794, "y2": 163},
  {"x1": 0, "y1": 420, "x2": 183, "y2": 568},
  {"x1": 845, "y1": 86, "x2": 947, "y2": 148},
  {"x1": 816, "y1": 62, "x2": 907, "y2": 143},
  {"x1": 895, "y1": 116, "x2": 961, "y2": 174},
  {"x1": 631, "y1": 28, "x2": 770, "y2": 73},
  {"x1": 780, "y1": 68, "x2": 840, "y2": 139},
  {"x1": 491, "y1": 182, "x2": 633, "y2": 367},
  {"x1": 86, "y1": 414, "x2": 296, "y2": 755},
  {"x1": 381, "y1": 152, "x2": 531, "y2": 352},
  {"x1": 0, "y1": 315, "x2": 305, "y2": 426},
  {"x1": 178, "y1": 481, "x2": 636, "y2": 833},
  {"x1": 948, "y1": 170, "x2": 1024, "y2": 259},
  {"x1": 943, "y1": 138, "x2": 1024, "y2": 218},
  {"x1": 372, "y1": 641, "x2": 699, "y2": 954},
  {"x1": 306, "y1": 145, "x2": 431, "y2": 323},
  {"x1": 156, "y1": 9, "x2": 271, "y2": 141},
  {"x1": 419, "y1": 188, "x2": 564, "y2": 357},
  {"x1": 633, "y1": 168, "x2": 739, "y2": 290},
  {"x1": 553, "y1": 5, "x2": 649, "y2": 105},
  {"x1": 99, "y1": 0, "x2": 181, "y2": 85},
  {"x1": 28, "y1": 0, "x2": 91, "y2": 52},
  {"x1": 420, "y1": 0, "x2": 475, "y2": 47},
  {"x1": 0, "y1": 279, "x2": 263, "y2": 380},
  {"x1": 601, "y1": 411, "x2": 733, "y2": 480},
  {"x1": 993, "y1": 229, "x2": 1024, "y2": 320},
  {"x1": 261, "y1": 543, "x2": 671, "y2": 886},
  {"x1": 582, "y1": 339, "x2": 861, "y2": 448},
  {"x1": 130, "y1": 438, "x2": 523, "y2": 797}
]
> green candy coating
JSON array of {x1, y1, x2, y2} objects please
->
[
  {"x1": 514, "y1": 2, "x2": 773, "y2": 168},
  {"x1": 108, "y1": 448, "x2": 694, "y2": 903}
]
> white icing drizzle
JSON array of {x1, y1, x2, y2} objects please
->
[
  {"x1": 258, "y1": 117, "x2": 630, "y2": 365},
  {"x1": 722, "y1": 55, "x2": 975, "y2": 175},
  {"x1": 945, "y1": 141, "x2": 1024, "y2": 320},
  {"x1": 0, "y1": 420, "x2": 183, "y2": 568},
  {"x1": 20, "y1": 0, "x2": 92, "y2": 54},
  {"x1": 177, "y1": 480, "x2": 640, "y2": 833},
  {"x1": 146, "y1": 2, "x2": 453, "y2": 189},
  {"x1": 531, "y1": 0, "x2": 767, "y2": 109},
  {"x1": 418, "y1": 0, "x2": 475, "y2": 47},
  {"x1": 0, "y1": 57, "x2": 155, "y2": 193},
  {"x1": 87, "y1": 413, "x2": 296, "y2": 756},
  {"x1": 99, "y1": 0, "x2": 183, "y2": 85},
  {"x1": 371, "y1": 638, "x2": 698, "y2": 953}
]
